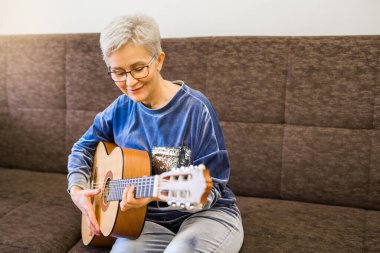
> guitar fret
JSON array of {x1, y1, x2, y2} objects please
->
[
  {"x1": 107, "y1": 177, "x2": 156, "y2": 201},
  {"x1": 150, "y1": 177, "x2": 153, "y2": 197},
  {"x1": 141, "y1": 178, "x2": 145, "y2": 197},
  {"x1": 145, "y1": 178, "x2": 148, "y2": 197}
]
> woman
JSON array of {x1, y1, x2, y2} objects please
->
[{"x1": 68, "y1": 14, "x2": 244, "y2": 253}]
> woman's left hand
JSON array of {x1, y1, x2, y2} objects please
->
[{"x1": 119, "y1": 185, "x2": 159, "y2": 212}]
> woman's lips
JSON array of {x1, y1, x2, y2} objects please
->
[{"x1": 127, "y1": 85, "x2": 143, "y2": 93}]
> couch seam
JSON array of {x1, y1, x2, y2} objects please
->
[
  {"x1": 4, "y1": 39, "x2": 9, "y2": 112},
  {"x1": 363, "y1": 130, "x2": 374, "y2": 251},
  {"x1": 362, "y1": 211, "x2": 368, "y2": 252},
  {"x1": 0, "y1": 199, "x2": 33, "y2": 221},
  {"x1": 280, "y1": 37, "x2": 292, "y2": 199},
  {"x1": 205, "y1": 38, "x2": 209, "y2": 99},
  {"x1": 64, "y1": 37, "x2": 68, "y2": 159},
  {"x1": 364, "y1": 37, "x2": 378, "y2": 247},
  {"x1": 219, "y1": 120, "x2": 373, "y2": 130}
]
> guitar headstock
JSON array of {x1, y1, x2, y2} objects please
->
[{"x1": 157, "y1": 164, "x2": 212, "y2": 210}]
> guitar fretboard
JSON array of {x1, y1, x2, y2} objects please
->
[{"x1": 106, "y1": 176, "x2": 156, "y2": 201}]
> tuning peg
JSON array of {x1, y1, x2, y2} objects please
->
[
  {"x1": 174, "y1": 167, "x2": 181, "y2": 171},
  {"x1": 199, "y1": 164, "x2": 206, "y2": 170},
  {"x1": 180, "y1": 203, "x2": 185, "y2": 208}
]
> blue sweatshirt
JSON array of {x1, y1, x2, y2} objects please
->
[{"x1": 67, "y1": 81, "x2": 236, "y2": 232}]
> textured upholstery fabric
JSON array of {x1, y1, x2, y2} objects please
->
[
  {"x1": 369, "y1": 130, "x2": 380, "y2": 210},
  {"x1": 65, "y1": 35, "x2": 120, "y2": 112},
  {"x1": 282, "y1": 126, "x2": 371, "y2": 208},
  {"x1": 0, "y1": 34, "x2": 379, "y2": 252},
  {"x1": 237, "y1": 196, "x2": 380, "y2": 253},
  {"x1": 68, "y1": 241, "x2": 108, "y2": 253},
  {"x1": 206, "y1": 37, "x2": 288, "y2": 124},
  {"x1": 0, "y1": 168, "x2": 80, "y2": 252},
  {"x1": 0, "y1": 38, "x2": 7, "y2": 114},
  {"x1": 6, "y1": 36, "x2": 66, "y2": 110},
  {"x1": 161, "y1": 37, "x2": 208, "y2": 94},
  {"x1": 221, "y1": 122, "x2": 284, "y2": 198},
  {"x1": 286, "y1": 37, "x2": 378, "y2": 129}
]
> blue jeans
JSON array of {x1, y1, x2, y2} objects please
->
[{"x1": 110, "y1": 206, "x2": 244, "y2": 253}]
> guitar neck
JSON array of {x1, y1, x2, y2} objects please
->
[{"x1": 106, "y1": 176, "x2": 157, "y2": 201}]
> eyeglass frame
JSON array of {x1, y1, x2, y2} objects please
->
[{"x1": 107, "y1": 55, "x2": 157, "y2": 82}]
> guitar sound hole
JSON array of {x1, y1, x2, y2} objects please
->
[{"x1": 102, "y1": 178, "x2": 111, "y2": 205}]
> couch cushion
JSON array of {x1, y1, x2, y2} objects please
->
[
  {"x1": 66, "y1": 110, "x2": 99, "y2": 156},
  {"x1": 282, "y1": 125, "x2": 372, "y2": 209},
  {"x1": 365, "y1": 209, "x2": 380, "y2": 252},
  {"x1": 286, "y1": 36, "x2": 378, "y2": 129},
  {"x1": 237, "y1": 196, "x2": 380, "y2": 253},
  {"x1": 69, "y1": 196, "x2": 380, "y2": 253},
  {"x1": 375, "y1": 80, "x2": 380, "y2": 129},
  {"x1": 6, "y1": 36, "x2": 66, "y2": 111},
  {"x1": 0, "y1": 37, "x2": 7, "y2": 114},
  {"x1": 0, "y1": 108, "x2": 67, "y2": 173},
  {"x1": 68, "y1": 241, "x2": 109, "y2": 253},
  {"x1": 0, "y1": 168, "x2": 81, "y2": 253},
  {"x1": 161, "y1": 37, "x2": 209, "y2": 94},
  {"x1": 0, "y1": 35, "x2": 68, "y2": 173},
  {"x1": 65, "y1": 35, "x2": 119, "y2": 112},
  {"x1": 368, "y1": 131, "x2": 380, "y2": 210},
  {"x1": 206, "y1": 37, "x2": 289, "y2": 123},
  {"x1": 222, "y1": 122, "x2": 284, "y2": 198}
]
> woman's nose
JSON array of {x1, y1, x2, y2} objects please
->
[{"x1": 125, "y1": 74, "x2": 138, "y2": 87}]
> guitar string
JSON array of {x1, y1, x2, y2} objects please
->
[
  {"x1": 91, "y1": 174, "x2": 188, "y2": 188},
  {"x1": 96, "y1": 182, "x2": 156, "y2": 191},
  {"x1": 103, "y1": 184, "x2": 156, "y2": 199},
  {"x1": 90, "y1": 178, "x2": 190, "y2": 199},
  {"x1": 91, "y1": 178, "x2": 184, "y2": 193},
  {"x1": 91, "y1": 180, "x2": 154, "y2": 187},
  {"x1": 92, "y1": 178, "x2": 154, "y2": 185},
  {"x1": 91, "y1": 178, "x2": 155, "y2": 187},
  {"x1": 91, "y1": 171, "x2": 194, "y2": 187},
  {"x1": 95, "y1": 180, "x2": 156, "y2": 199},
  {"x1": 91, "y1": 177, "x2": 186, "y2": 190},
  {"x1": 96, "y1": 182, "x2": 190, "y2": 200},
  {"x1": 105, "y1": 186, "x2": 156, "y2": 199},
  {"x1": 102, "y1": 183, "x2": 185, "y2": 195},
  {"x1": 91, "y1": 182, "x2": 155, "y2": 189}
]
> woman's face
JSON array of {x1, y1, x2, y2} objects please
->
[{"x1": 107, "y1": 44, "x2": 164, "y2": 104}]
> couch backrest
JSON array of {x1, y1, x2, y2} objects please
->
[{"x1": 0, "y1": 34, "x2": 379, "y2": 210}]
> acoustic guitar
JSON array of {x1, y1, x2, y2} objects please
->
[{"x1": 81, "y1": 141, "x2": 213, "y2": 247}]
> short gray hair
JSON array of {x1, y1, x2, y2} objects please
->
[{"x1": 100, "y1": 14, "x2": 162, "y2": 65}]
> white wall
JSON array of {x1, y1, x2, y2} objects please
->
[{"x1": 0, "y1": 0, "x2": 379, "y2": 37}]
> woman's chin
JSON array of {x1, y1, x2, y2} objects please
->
[{"x1": 125, "y1": 93, "x2": 145, "y2": 103}]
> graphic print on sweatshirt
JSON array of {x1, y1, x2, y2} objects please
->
[{"x1": 151, "y1": 146, "x2": 191, "y2": 175}]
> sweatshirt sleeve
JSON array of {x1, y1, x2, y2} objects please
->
[
  {"x1": 67, "y1": 102, "x2": 116, "y2": 193},
  {"x1": 191, "y1": 104, "x2": 231, "y2": 209}
]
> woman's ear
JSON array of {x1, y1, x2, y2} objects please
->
[{"x1": 156, "y1": 51, "x2": 166, "y2": 72}]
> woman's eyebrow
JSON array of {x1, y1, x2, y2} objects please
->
[
  {"x1": 110, "y1": 60, "x2": 146, "y2": 71},
  {"x1": 130, "y1": 60, "x2": 146, "y2": 68},
  {"x1": 110, "y1": 67, "x2": 124, "y2": 70}
]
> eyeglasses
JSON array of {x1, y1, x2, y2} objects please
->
[{"x1": 108, "y1": 55, "x2": 156, "y2": 82}]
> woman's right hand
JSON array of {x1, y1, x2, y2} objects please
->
[{"x1": 70, "y1": 186, "x2": 101, "y2": 236}]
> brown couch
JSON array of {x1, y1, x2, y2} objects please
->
[{"x1": 0, "y1": 34, "x2": 379, "y2": 253}]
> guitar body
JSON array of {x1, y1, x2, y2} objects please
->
[{"x1": 81, "y1": 142, "x2": 151, "y2": 247}]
